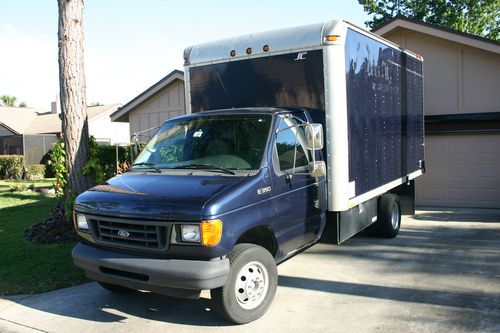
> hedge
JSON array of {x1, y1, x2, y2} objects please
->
[
  {"x1": 27, "y1": 164, "x2": 46, "y2": 180},
  {"x1": 0, "y1": 155, "x2": 25, "y2": 180},
  {"x1": 95, "y1": 144, "x2": 131, "y2": 179}
]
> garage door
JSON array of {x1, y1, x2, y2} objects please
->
[{"x1": 416, "y1": 133, "x2": 500, "y2": 208}]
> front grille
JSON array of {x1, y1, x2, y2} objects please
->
[{"x1": 87, "y1": 215, "x2": 168, "y2": 251}]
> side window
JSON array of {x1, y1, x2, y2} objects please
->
[{"x1": 275, "y1": 117, "x2": 310, "y2": 171}]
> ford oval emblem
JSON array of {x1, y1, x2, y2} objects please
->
[{"x1": 117, "y1": 230, "x2": 130, "y2": 238}]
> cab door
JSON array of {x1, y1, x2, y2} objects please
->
[{"x1": 270, "y1": 113, "x2": 323, "y2": 256}]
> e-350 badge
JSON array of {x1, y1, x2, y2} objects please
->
[{"x1": 257, "y1": 186, "x2": 272, "y2": 195}]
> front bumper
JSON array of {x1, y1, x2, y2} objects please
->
[{"x1": 72, "y1": 243, "x2": 230, "y2": 298}]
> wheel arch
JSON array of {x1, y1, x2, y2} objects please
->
[{"x1": 236, "y1": 226, "x2": 278, "y2": 258}]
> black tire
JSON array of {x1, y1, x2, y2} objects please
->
[
  {"x1": 211, "y1": 243, "x2": 278, "y2": 324},
  {"x1": 377, "y1": 193, "x2": 401, "y2": 238},
  {"x1": 97, "y1": 281, "x2": 134, "y2": 293}
]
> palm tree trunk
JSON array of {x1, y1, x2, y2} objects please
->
[{"x1": 57, "y1": 0, "x2": 92, "y2": 197}]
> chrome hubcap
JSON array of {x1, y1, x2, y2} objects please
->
[
  {"x1": 234, "y1": 261, "x2": 269, "y2": 310},
  {"x1": 391, "y1": 202, "x2": 399, "y2": 229}
]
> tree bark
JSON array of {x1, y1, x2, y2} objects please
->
[{"x1": 58, "y1": 0, "x2": 92, "y2": 197}]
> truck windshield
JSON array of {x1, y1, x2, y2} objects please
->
[{"x1": 132, "y1": 114, "x2": 272, "y2": 171}]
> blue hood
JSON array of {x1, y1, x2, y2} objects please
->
[{"x1": 75, "y1": 172, "x2": 246, "y2": 221}]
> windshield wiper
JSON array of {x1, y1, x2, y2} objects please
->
[
  {"x1": 130, "y1": 162, "x2": 161, "y2": 173},
  {"x1": 176, "y1": 164, "x2": 236, "y2": 175}
]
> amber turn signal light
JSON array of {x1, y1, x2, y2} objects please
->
[{"x1": 201, "y1": 219, "x2": 223, "y2": 246}]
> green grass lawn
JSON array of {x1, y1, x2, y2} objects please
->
[{"x1": 0, "y1": 179, "x2": 86, "y2": 295}]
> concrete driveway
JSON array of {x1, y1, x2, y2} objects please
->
[{"x1": 1, "y1": 209, "x2": 499, "y2": 333}]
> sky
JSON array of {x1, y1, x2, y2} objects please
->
[{"x1": 0, "y1": 0, "x2": 370, "y2": 110}]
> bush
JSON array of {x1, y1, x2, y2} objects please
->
[
  {"x1": 9, "y1": 183, "x2": 26, "y2": 192},
  {"x1": 95, "y1": 144, "x2": 130, "y2": 178},
  {"x1": 27, "y1": 164, "x2": 46, "y2": 180},
  {"x1": 84, "y1": 140, "x2": 131, "y2": 184},
  {"x1": 50, "y1": 141, "x2": 67, "y2": 198},
  {"x1": 0, "y1": 155, "x2": 25, "y2": 180},
  {"x1": 40, "y1": 150, "x2": 56, "y2": 178}
]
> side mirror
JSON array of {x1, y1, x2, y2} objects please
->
[
  {"x1": 305, "y1": 124, "x2": 324, "y2": 150},
  {"x1": 308, "y1": 161, "x2": 326, "y2": 177}
]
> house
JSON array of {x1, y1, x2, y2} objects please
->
[
  {"x1": 0, "y1": 104, "x2": 129, "y2": 165},
  {"x1": 85, "y1": 104, "x2": 130, "y2": 145},
  {"x1": 110, "y1": 70, "x2": 185, "y2": 141},
  {"x1": 373, "y1": 16, "x2": 500, "y2": 208}
]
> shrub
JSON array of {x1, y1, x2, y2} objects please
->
[
  {"x1": 40, "y1": 150, "x2": 56, "y2": 178},
  {"x1": 9, "y1": 183, "x2": 26, "y2": 192},
  {"x1": 27, "y1": 164, "x2": 46, "y2": 180},
  {"x1": 84, "y1": 138, "x2": 132, "y2": 184},
  {"x1": 50, "y1": 141, "x2": 67, "y2": 198},
  {"x1": 0, "y1": 155, "x2": 25, "y2": 180}
]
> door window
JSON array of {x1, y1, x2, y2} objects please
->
[{"x1": 275, "y1": 117, "x2": 310, "y2": 172}]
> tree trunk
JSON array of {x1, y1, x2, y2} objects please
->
[{"x1": 57, "y1": 0, "x2": 92, "y2": 198}]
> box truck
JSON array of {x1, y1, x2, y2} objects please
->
[{"x1": 72, "y1": 20, "x2": 424, "y2": 324}]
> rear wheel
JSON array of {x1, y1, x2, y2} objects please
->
[
  {"x1": 211, "y1": 243, "x2": 278, "y2": 324},
  {"x1": 377, "y1": 193, "x2": 401, "y2": 238},
  {"x1": 97, "y1": 281, "x2": 134, "y2": 293}
]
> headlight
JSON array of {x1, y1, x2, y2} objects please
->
[
  {"x1": 76, "y1": 214, "x2": 89, "y2": 230},
  {"x1": 179, "y1": 220, "x2": 223, "y2": 246},
  {"x1": 181, "y1": 225, "x2": 201, "y2": 243}
]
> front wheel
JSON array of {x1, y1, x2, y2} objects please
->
[{"x1": 211, "y1": 243, "x2": 278, "y2": 324}]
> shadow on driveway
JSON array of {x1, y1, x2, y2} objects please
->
[
  {"x1": 278, "y1": 275, "x2": 500, "y2": 310},
  {"x1": 1, "y1": 209, "x2": 499, "y2": 330},
  {"x1": 2, "y1": 283, "x2": 228, "y2": 326},
  {"x1": 412, "y1": 209, "x2": 500, "y2": 223}
]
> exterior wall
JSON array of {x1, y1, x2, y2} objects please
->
[
  {"x1": 128, "y1": 79, "x2": 186, "y2": 142},
  {"x1": 383, "y1": 29, "x2": 500, "y2": 115},
  {"x1": 89, "y1": 114, "x2": 130, "y2": 145}
]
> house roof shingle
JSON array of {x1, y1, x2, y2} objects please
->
[
  {"x1": 0, "y1": 107, "x2": 46, "y2": 134},
  {"x1": 372, "y1": 15, "x2": 500, "y2": 55},
  {"x1": 0, "y1": 104, "x2": 122, "y2": 135}
]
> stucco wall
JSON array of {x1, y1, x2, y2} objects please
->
[
  {"x1": 128, "y1": 79, "x2": 186, "y2": 142},
  {"x1": 89, "y1": 114, "x2": 130, "y2": 145},
  {"x1": 383, "y1": 29, "x2": 500, "y2": 115}
]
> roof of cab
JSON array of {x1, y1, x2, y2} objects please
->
[{"x1": 169, "y1": 107, "x2": 322, "y2": 122}]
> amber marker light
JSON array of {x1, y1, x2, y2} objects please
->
[
  {"x1": 230, "y1": 50, "x2": 236, "y2": 57},
  {"x1": 325, "y1": 35, "x2": 338, "y2": 42},
  {"x1": 201, "y1": 219, "x2": 223, "y2": 246},
  {"x1": 263, "y1": 44, "x2": 270, "y2": 52}
]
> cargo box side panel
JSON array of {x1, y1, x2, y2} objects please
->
[
  {"x1": 405, "y1": 55, "x2": 424, "y2": 173},
  {"x1": 345, "y1": 29, "x2": 404, "y2": 197}
]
